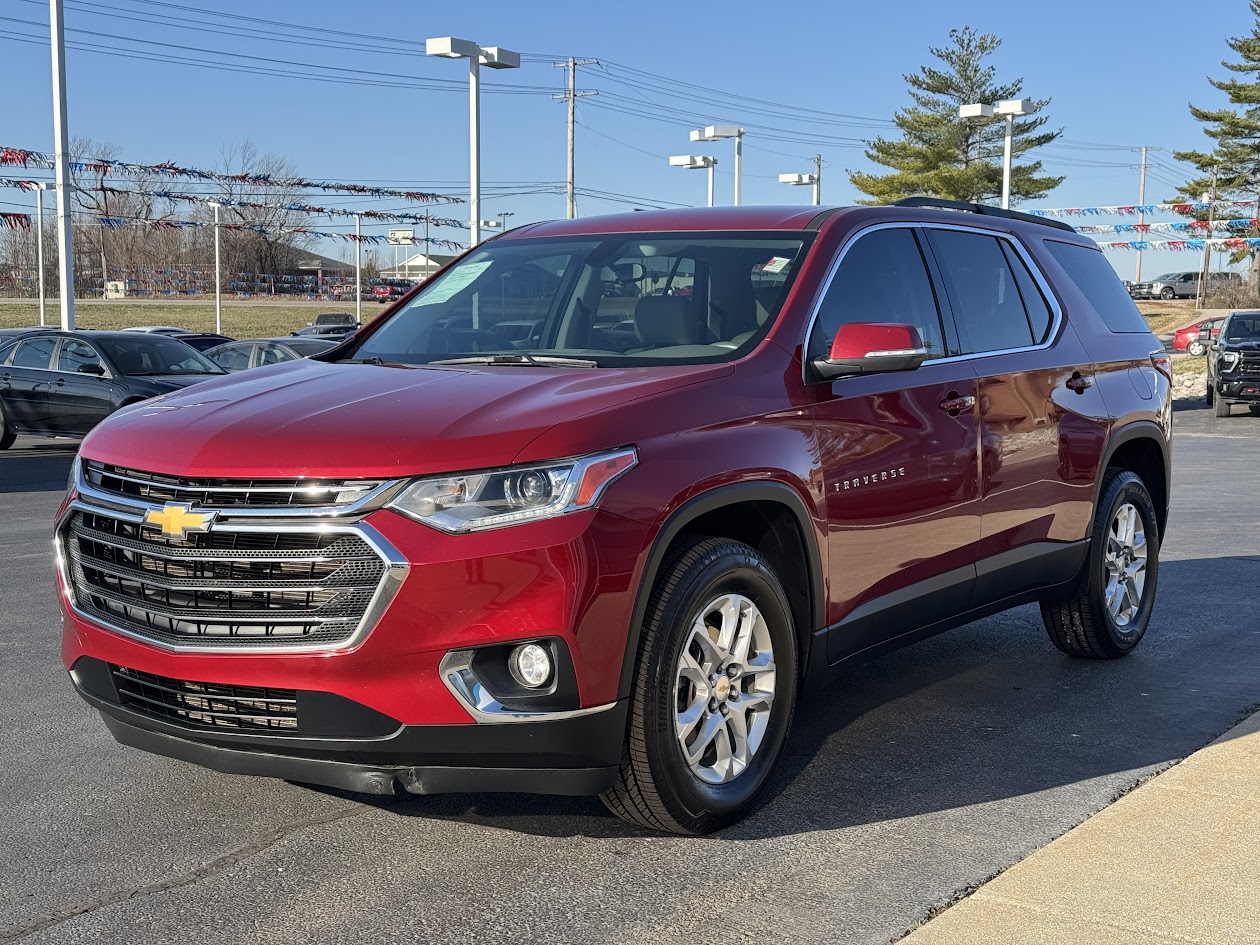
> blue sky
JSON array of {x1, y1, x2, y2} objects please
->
[{"x1": 2, "y1": 0, "x2": 1256, "y2": 278}]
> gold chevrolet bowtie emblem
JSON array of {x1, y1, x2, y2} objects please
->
[{"x1": 143, "y1": 503, "x2": 216, "y2": 540}]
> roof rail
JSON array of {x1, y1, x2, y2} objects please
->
[{"x1": 893, "y1": 196, "x2": 1077, "y2": 233}]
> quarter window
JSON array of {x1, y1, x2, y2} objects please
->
[
  {"x1": 926, "y1": 229, "x2": 1037, "y2": 354},
  {"x1": 11, "y1": 337, "x2": 57, "y2": 369},
  {"x1": 1044, "y1": 240, "x2": 1151, "y2": 334},
  {"x1": 808, "y1": 228, "x2": 947, "y2": 363}
]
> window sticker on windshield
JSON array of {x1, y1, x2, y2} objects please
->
[
  {"x1": 413, "y1": 261, "x2": 492, "y2": 306},
  {"x1": 761, "y1": 256, "x2": 791, "y2": 274}
]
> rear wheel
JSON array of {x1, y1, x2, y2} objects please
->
[
  {"x1": 1206, "y1": 382, "x2": 1215, "y2": 406},
  {"x1": 1188, "y1": 340, "x2": 1205, "y2": 356},
  {"x1": 1041, "y1": 470, "x2": 1159, "y2": 659},
  {"x1": 601, "y1": 537, "x2": 798, "y2": 835},
  {"x1": 0, "y1": 402, "x2": 14, "y2": 450}
]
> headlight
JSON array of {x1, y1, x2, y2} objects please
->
[
  {"x1": 389, "y1": 448, "x2": 637, "y2": 533},
  {"x1": 1221, "y1": 351, "x2": 1241, "y2": 372}
]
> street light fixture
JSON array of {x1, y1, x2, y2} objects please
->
[
  {"x1": 425, "y1": 37, "x2": 520, "y2": 248},
  {"x1": 690, "y1": 125, "x2": 744, "y2": 205},
  {"x1": 497, "y1": 211, "x2": 514, "y2": 231},
  {"x1": 959, "y1": 99, "x2": 1034, "y2": 209},
  {"x1": 669, "y1": 154, "x2": 718, "y2": 207},
  {"x1": 779, "y1": 154, "x2": 823, "y2": 206}
]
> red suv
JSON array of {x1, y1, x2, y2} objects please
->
[{"x1": 57, "y1": 200, "x2": 1172, "y2": 834}]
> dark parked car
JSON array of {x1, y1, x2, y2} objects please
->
[
  {"x1": 57, "y1": 200, "x2": 1171, "y2": 835},
  {"x1": 168, "y1": 332, "x2": 234, "y2": 352},
  {"x1": 1205, "y1": 310, "x2": 1260, "y2": 417},
  {"x1": 204, "y1": 337, "x2": 338, "y2": 372},
  {"x1": 0, "y1": 331, "x2": 224, "y2": 448}
]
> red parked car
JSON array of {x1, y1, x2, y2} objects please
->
[
  {"x1": 1172, "y1": 317, "x2": 1222, "y2": 355},
  {"x1": 57, "y1": 200, "x2": 1171, "y2": 834}
]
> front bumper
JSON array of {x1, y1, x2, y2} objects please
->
[
  {"x1": 1216, "y1": 376, "x2": 1260, "y2": 402},
  {"x1": 71, "y1": 655, "x2": 626, "y2": 795}
]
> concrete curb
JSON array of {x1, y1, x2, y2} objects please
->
[{"x1": 900, "y1": 708, "x2": 1260, "y2": 945}]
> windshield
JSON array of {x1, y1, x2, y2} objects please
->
[
  {"x1": 1224, "y1": 315, "x2": 1260, "y2": 342},
  {"x1": 287, "y1": 339, "x2": 337, "y2": 355},
  {"x1": 1152, "y1": 273, "x2": 1182, "y2": 283},
  {"x1": 342, "y1": 232, "x2": 812, "y2": 367},
  {"x1": 96, "y1": 336, "x2": 226, "y2": 376}
]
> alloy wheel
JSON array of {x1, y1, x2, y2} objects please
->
[
  {"x1": 673, "y1": 594, "x2": 776, "y2": 785},
  {"x1": 1104, "y1": 502, "x2": 1148, "y2": 627}
]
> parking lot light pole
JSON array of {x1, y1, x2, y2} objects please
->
[
  {"x1": 959, "y1": 100, "x2": 1033, "y2": 209},
  {"x1": 207, "y1": 201, "x2": 222, "y2": 335},
  {"x1": 669, "y1": 155, "x2": 718, "y2": 207},
  {"x1": 690, "y1": 126, "x2": 744, "y2": 205},
  {"x1": 50, "y1": 0, "x2": 75, "y2": 329},
  {"x1": 353, "y1": 213, "x2": 362, "y2": 325},
  {"x1": 779, "y1": 156, "x2": 822, "y2": 206},
  {"x1": 34, "y1": 183, "x2": 49, "y2": 326},
  {"x1": 425, "y1": 38, "x2": 520, "y2": 248}
]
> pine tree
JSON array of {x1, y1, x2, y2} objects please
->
[
  {"x1": 1175, "y1": 0, "x2": 1260, "y2": 286},
  {"x1": 849, "y1": 27, "x2": 1062, "y2": 205}
]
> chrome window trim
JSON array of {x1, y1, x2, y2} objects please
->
[
  {"x1": 56, "y1": 492, "x2": 409, "y2": 655},
  {"x1": 75, "y1": 463, "x2": 405, "y2": 519},
  {"x1": 802, "y1": 220, "x2": 1066, "y2": 379},
  {"x1": 438, "y1": 650, "x2": 620, "y2": 724}
]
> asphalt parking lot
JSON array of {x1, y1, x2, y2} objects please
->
[{"x1": 2, "y1": 400, "x2": 1258, "y2": 945}]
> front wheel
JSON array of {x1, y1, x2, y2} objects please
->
[
  {"x1": 1215, "y1": 394, "x2": 1231, "y2": 417},
  {"x1": 1160, "y1": 287, "x2": 1176, "y2": 300},
  {"x1": 1041, "y1": 470, "x2": 1160, "y2": 659},
  {"x1": 601, "y1": 537, "x2": 798, "y2": 834}
]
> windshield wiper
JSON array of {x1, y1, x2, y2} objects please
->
[
  {"x1": 430, "y1": 353, "x2": 599, "y2": 368},
  {"x1": 340, "y1": 356, "x2": 408, "y2": 367}
]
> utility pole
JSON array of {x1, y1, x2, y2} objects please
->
[
  {"x1": 1135, "y1": 146, "x2": 1148, "y2": 283},
  {"x1": 353, "y1": 213, "x2": 362, "y2": 326},
  {"x1": 208, "y1": 201, "x2": 222, "y2": 335},
  {"x1": 49, "y1": 0, "x2": 75, "y2": 329},
  {"x1": 1198, "y1": 167, "x2": 1218, "y2": 311},
  {"x1": 813, "y1": 154, "x2": 822, "y2": 206},
  {"x1": 553, "y1": 57, "x2": 596, "y2": 219}
]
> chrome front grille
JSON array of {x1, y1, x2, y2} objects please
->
[
  {"x1": 84, "y1": 460, "x2": 384, "y2": 509},
  {"x1": 60, "y1": 464, "x2": 407, "y2": 652}
]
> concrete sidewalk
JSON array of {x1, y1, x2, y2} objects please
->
[{"x1": 902, "y1": 709, "x2": 1260, "y2": 945}]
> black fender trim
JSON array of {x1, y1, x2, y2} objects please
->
[
  {"x1": 617, "y1": 481, "x2": 825, "y2": 701},
  {"x1": 1097, "y1": 419, "x2": 1170, "y2": 531}
]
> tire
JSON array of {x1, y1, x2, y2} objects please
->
[
  {"x1": 600, "y1": 536, "x2": 798, "y2": 835},
  {"x1": 1215, "y1": 394, "x2": 1231, "y2": 418},
  {"x1": 1188, "y1": 340, "x2": 1205, "y2": 356},
  {"x1": 0, "y1": 402, "x2": 15, "y2": 450},
  {"x1": 1041, "y1": 470, "x2": 1160, "y2": 659},
  {"x1": 1160, "y1": 287, "x2": 1176, "y2": 300},
  {"x1": 1206, "y1": 382, "x2": 1214, "y2": 406}
]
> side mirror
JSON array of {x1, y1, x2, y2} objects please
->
[
  {"x1": 813, "y1": 322, "x2": 929, "y2": 381},
  {"x1": 77, "y1": 363, "x2": 105, "y2": 376},
  {"x1": 1199, "y1": 328, "x2": 1212, "y2": 341}
]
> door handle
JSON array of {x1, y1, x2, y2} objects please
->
[
  {"x1": 54, "y1": 377, "x2": 66, "y2": 387},
  {"x1": 1066, "y1": 371, "x2": 1093, "y2": 393},
  {"x1": 938, "y1": 392, "x2": 975, "y2": 416}
]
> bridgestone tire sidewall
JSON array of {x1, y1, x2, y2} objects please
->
[
  {"x1": 1092, "y1": 474, "x2": 1160, "y2": 651},
  {"x1": 647, "y1": 552, "x2": 797, "y2": 823}
]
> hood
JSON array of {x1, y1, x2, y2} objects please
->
[
  {"x1": 81, "y1": 359, "x2": 731, "y2": 479},
  {"x1": 1223, "y1": 339, "x2": 1260, "y2": 351}
]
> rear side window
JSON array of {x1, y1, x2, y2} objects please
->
[
  {"x1": 11, "y1": 337, "x2": 57, "y2": 369},
  {"x1": 1045, "y1": 240, "x2": 1150, "y2": 333},
  {"x1": 999, "y1": 241, "x2": 1054, "y2": 344},
  {"x1": 809, "y1": 227, "x2": 948, "y2": 362},
  {"x1": 925, "y1": 229, "x2": 1037, "y2": 353}
]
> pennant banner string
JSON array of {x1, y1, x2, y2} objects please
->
[
  {"x1": 92, "y1": 215, "x2": 464, "y2": 251},
  {"x1": 0, "y1": 146, "x2": 462, "y2": 204}
]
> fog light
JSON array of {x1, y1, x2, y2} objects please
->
[{"x1": 509, "y1": 643, "x2": 552, "y2": 688}]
